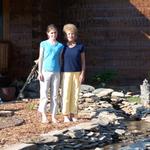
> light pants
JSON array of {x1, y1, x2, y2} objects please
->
[
  {"x1": 62, "y1": 72, "x2": 80, "y2": 115},
  {"x1": 38, "y1": 72, "x2": 60, "y2": 116}
]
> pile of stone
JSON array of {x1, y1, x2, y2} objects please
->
[
  {"x1": 2, "y1": 84, "x2": 150, "y2": 150},
  {"x1": 23, "y1": 113, "x2": 126, "y2": 150},
  {"x1": 78, "y1": 84, "x2": 150, "y2": 122}
]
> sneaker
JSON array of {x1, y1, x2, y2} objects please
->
[
  {"x1": 72, "y1": 117, "x2": 78, "y2": 122},
  {"x1": 41, "y1": 119, "x2": 49, "y2": 124},
  {"x1": 52, "y1": 118, "x2": 59, "y2": 124},
  {"x1": 64, "y1": 116, "x2": 71, "y2": 123},
  {"x1": 41, "y1": 113, "x2": 48, "y2": 124}
]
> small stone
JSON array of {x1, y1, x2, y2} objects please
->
[{"x1": 0, "y1": 110, "x2": 14, "y2": 117}]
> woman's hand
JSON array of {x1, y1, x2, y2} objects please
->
[
  {"x1": 38, "y1": 73, "x2": 44, "y2": 81},
  {"x1": 79, "y1": 72, "x2": 84, "y2": 83}
]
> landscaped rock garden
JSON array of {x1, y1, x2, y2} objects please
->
[{"x1": 0, "y1": 84, "x2": 150, "y2": 150}]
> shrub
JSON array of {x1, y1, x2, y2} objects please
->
[
  {"x1": 90, "y1": 70, "x2": 118, "y2": 87},
  {"x1": 127, "y1": 96, "x2": 141, "y2": 104}
]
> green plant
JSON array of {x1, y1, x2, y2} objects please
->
[
  {"x1": 90, "y1": 70, "x2": 118, "y2": 87},
  {"x1": 26, "y1": 103, "x2": 36, "y2": 110},
  {"x1": 127, "y1": 96, "x2": 141, "y2": 104}
]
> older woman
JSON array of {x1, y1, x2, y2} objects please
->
[{"x1": 61, "y1": 24, "x2": 86, "y2": 122}]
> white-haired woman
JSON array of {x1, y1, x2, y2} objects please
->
[{"x1": 61, "y1": 24, "x2": 86, "y2": 122}]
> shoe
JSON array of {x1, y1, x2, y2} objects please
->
[
  {"x1": 72, "y1": 117, "x2": 78, "y2": 122},
  {"x1": 41, "y1": 113, "x2": 48, "y2": 124},
  {"x1": 64, "y1": 116, "x2": 70, "y2": 123},
  {"x1": 41, "y1": 119, "x2": 49, "y2": 124},
  {"x1": 52, "y1": 118, "x2": 59, "y2": 124}
]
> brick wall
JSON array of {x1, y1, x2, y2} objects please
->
[
  {"x1": 8, "y1": 0, "x2": 150, "y2": 84},
  {"x1": 61, "y1": 0, "x2": 150, "y2": 84},
  {"x1": 9, "y1": 0, "x2": 61, "y2": 79}
]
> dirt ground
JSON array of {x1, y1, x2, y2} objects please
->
[{"x1": 0, "y1": 99, "x2": 88, "y2": 147}]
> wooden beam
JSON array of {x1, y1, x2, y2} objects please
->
[{"x1": 3, "y1": 0, "x2": 9, "y2": 40}]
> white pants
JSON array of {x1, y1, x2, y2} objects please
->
[{"x1": 38, "y1": 72, "x2": 60, "y2": 116}]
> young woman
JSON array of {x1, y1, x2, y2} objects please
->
[
  {"x1": 61, "y1": 24, "x2": 86, "y2": 122},
  {"x1": 38, "y1": 24, "x2": 64, "y2": 123}
]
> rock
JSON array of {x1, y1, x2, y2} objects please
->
[
  {"x1": 95, "y1": 148, "x2": 103, "y2": 150},
  {"x1": 82, "y1": 142, "x2": 99, "y2": 149},
  {"x1": 74, "y1": 121, "x2": 100, "y2": 131},
  {"x1": 115, "y1": 129, "x2": 126, "y2": 135},
  {"x1": 24, "y1": 135, "x2": 59, "y2": 144},
  {"x1": 0, "y1": 110, "x2": 14, "y2": 117},
  {"x1": 98, "y1": 111, "x2": 118, "y2": 125},
  {"x1": 80, "y1": 84, "x2": 95, "y2": 93},
  {"x1": 85, "y1": 97, "x2": 95, "y2": 103},
  {"x1": 140, "y1": 79, "x2": 150, "y2": 108},
  {"x1": 111, "y1": 91, "x2": 124, "y2": 98},
  {"x1": 125, "y1": 92, "x2": 134, "y2": 97},
  {"x1": 93, "y1": 88, "x2": 114, "y2": 98},
  {"x1": 87, "y1": 131, "x2": 94, "y2": 136},
  {"x1": 100, "y1": 102, "x2": 113, "y2": 108},
  {"x1": 142, "y1": 114, "x2": 150, "y2": 122},
  {"x1": 66, "y1": 129, "x2": 85, "y2": 139},
  {"x1": 90, "y1": 112, "x2": 97, "y2": 118},
  {"x1": 1, "y1": 143, "x2": 37, "y2": 150},
  {"x1": 83, "y1": 92, "x2": 95, "y2": 98},
  {"x1": 0, "y1": 116, "x2": 24, "y2": 129}
]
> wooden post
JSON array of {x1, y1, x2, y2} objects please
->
[{"x1": 3, "y1": 0, "x2": 9, "y2": 40}]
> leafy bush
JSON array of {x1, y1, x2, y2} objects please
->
[
  {"x1": 90, "y1": 70, "x2": 118, "y2": 87},
  {"x1": 26, "y1": 103, "x2": 37, "y2": 110},
  {"x1": 127, "y1": 96, "x2": 141, "y2": 104}
]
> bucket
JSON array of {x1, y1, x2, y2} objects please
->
[{"x1": 0, "y1": 87, "x2": 16, "y2": 101}]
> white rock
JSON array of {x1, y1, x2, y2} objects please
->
[
  {"x1": 111, "y1": 91, "x2": 124, "y2": 98},
  {"x1": 83, "y1": 92, "x2": 95, "y2": 98},
  {"x1": 94, "y1": 88, "x2": 114, "y2": 98},
  {"x1": 115, "y1": 129, "x2": 126, "y2": 135}
]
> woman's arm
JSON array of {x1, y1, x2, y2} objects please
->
[
  {"x1": 79, "y1": 52, "x2": 85, "y2": 83},
  {"x1": 38, "y1": 47, "x2": 44, "y2": 81},
  {"x1": 59, "y1": 48, "x2": 63, "y2": 68}
]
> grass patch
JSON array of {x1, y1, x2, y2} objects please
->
[
  {"x1": 127, "y1": 96, "x2": 141, "y2": 104},
  {"x1": 26, "y1": 103, "x2": 37, "y2": 110}
]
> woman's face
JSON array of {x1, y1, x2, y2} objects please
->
[
  {"x1": 47, "y1": 29, "x2": 57, "y2": 40},
  {"x1": 66, "y1": 31, "x2": 76, "y2": 42}
]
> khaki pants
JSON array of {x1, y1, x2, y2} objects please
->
[{"x1": 61, "y1": 72, "x2": 80, "y2": 115}]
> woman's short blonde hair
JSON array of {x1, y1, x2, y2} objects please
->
[{"x1": 63, "y1": 24, "x2": 78, "y2": 35}]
